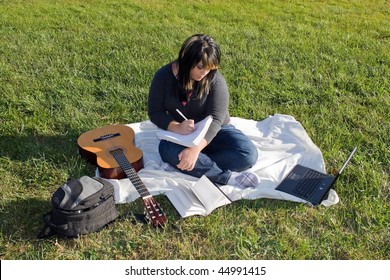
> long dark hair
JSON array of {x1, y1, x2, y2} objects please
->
[{"x1": 176, "y1": 34, "x2": 221, "y2": 99}]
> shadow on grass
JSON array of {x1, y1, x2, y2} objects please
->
[
  {"x1": 0, "y1": 129, "x2": 100, "y2": 189},
  {"x1": 0, "y1": 197, "x2": 51, "y2": 240},
  {"x1": 0, "y1": 131, "x2": 80, "y2": 164}
]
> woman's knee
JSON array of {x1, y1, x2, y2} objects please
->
[
  {"x1": 238, "y1": 145, "x2": 258, "y2": 170},
  {"x1": 246, "y1": 147, "x2": 258, "y2": 166},
  {"x1": 158, "y1": 140, "x2": 181, "y2": 165}
]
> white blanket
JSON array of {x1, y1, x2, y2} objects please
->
[{"x1": 104, "y1": 114, "x2": 339, "y2": 207}]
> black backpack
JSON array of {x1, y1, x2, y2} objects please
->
[{"x1": 38, "y1": 176, "x2": 118, "y2": 238}]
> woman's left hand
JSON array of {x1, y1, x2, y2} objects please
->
[{"x1": 177, "y1": 146, "x2": 201, "y2": 171}]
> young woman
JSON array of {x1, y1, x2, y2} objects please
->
[{"x1": 148, "y1": 34, "x2": 259, "y2": 187}]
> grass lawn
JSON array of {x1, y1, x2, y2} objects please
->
[{"x1": 0, "y1": 0, "x2": 389, "y2": 260}]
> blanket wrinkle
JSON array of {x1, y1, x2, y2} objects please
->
[{"x1": 100, "y1": 114, "x2": 338, "y2": 207}]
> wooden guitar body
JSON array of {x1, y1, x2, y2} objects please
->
[
  {"x1": 78, "y1": 124, "x2": 167, "y2": 227},
  {"x1": 77, "y1": 124, "x2": 143, "y2": 179}
]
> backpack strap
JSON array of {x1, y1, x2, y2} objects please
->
[{"x1": 37, "y1": 212, "x2": 57, "y2": 239}]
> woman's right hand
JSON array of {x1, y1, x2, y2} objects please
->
[{"x1": 168, "y1": 120, "x2": 195, "y2": 135}]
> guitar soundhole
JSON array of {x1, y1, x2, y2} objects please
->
[{"x1": 93, "y1": 132, "x2": 121, "y2": 142}]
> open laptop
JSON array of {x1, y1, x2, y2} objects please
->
[{"x1": 276, "y1": 146, "x2": 357, "y2": 205}]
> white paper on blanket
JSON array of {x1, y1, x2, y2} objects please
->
[{"x1": 101, "y1": 114, "x2": 339, "y2": 210}]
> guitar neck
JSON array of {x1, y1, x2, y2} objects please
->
[{"x1": 110, "y1": 149, "x2": 151, "y2": 198}]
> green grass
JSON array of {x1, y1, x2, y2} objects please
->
[{"x1": 0, "y1": 0, "x2": 389, "y2": 260}]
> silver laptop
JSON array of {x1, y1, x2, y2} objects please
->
[{"x1": 276, "y1": 146, "x2": 357, "y2": 205}]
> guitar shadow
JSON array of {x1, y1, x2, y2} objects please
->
[{"x1": 116, "y1": 195, "x2": 180, "y2": 226}]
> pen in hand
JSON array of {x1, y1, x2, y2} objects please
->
[
  {"x1": 175, "y1": 109, "x2": 195, "y2": 134},
  {"x1": 176, "y1": 109, "x2": 188, "y2": 121}
]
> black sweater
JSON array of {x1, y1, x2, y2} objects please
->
[{"x1": 148, "y1": 62, "x2": 231, "y2": 144}]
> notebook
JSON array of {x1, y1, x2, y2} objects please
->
[
  {"x1": 276, "y1": 146, "x2": 357, "y2": 205},
  {"x1": 156, "y1": 115, "x2": 212, "y2": 147}
]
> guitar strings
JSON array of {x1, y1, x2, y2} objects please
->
[{"x1": 104, "y1": 126, "x2": 166, "y2": 224}]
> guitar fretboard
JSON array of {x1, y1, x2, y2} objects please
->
[{"x1": 110, "y1": 149, "x2": 151, "y2": 198}]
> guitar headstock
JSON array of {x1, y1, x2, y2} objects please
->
[{"x1": 143, "y1": 197, "x2": 168, "y2": 227}]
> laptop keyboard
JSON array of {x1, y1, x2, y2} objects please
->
[{"x1": 292, "y1": 169, "x2": 328, "y2": 199}]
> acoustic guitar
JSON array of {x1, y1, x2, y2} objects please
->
[{"x1": 77, "y1": 124, "x2": 167, "y2": 227}]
